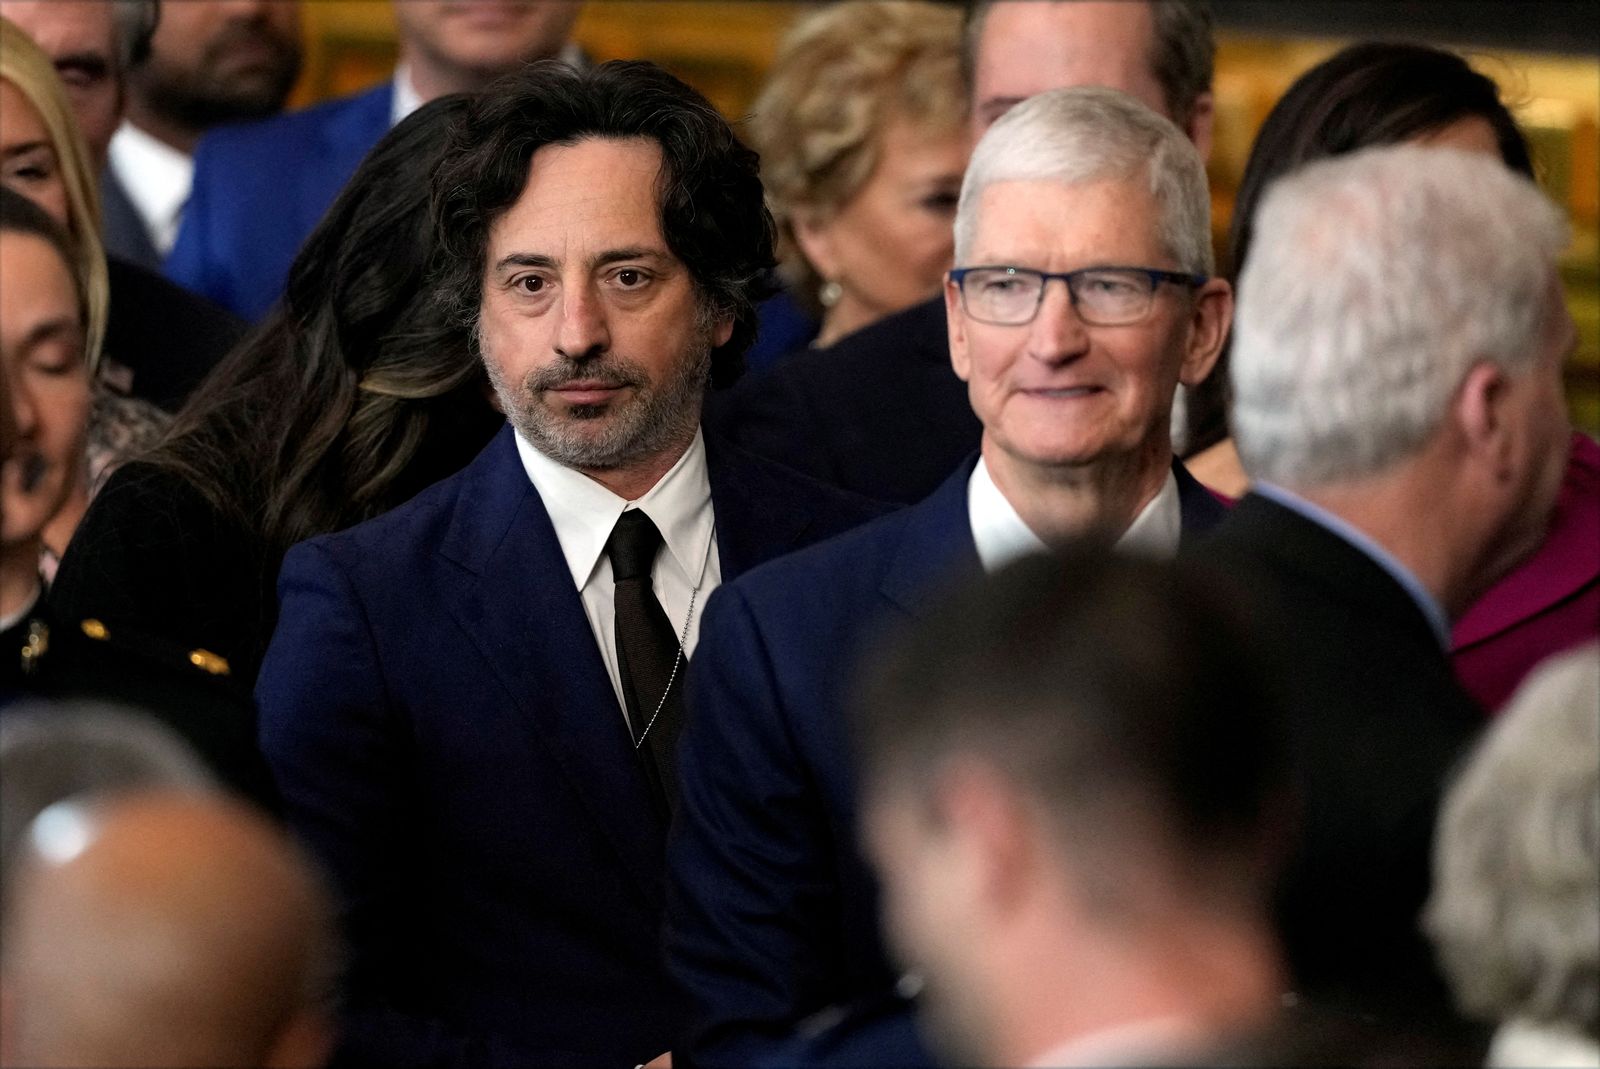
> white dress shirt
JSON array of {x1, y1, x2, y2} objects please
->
[
  {"x1": 107, "y1": 121, "x2": 194, "y2": 255},
  {"x1": 968, "y1": 458, "x2": 1183, "y2": 573},
  {"x1": 514, "y1": 429, "x2": 721, "y2": 723}
]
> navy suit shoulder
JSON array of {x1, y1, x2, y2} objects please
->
[
  {"x1": 167, "y1": 82, "x2": 393, "y2": 321},
  {"x1": 1194, "y1": 493, "x2": 1481, "y2": 1023},
  {"x1": 258, "y1": 425, "x2": 884, "y2": 1069},
  {"x1": 100, "y1": 169, "x2": 161, "y2": 270},
  {"x1": 706, "y1": 297, "x2": 978, "y2": 504}
]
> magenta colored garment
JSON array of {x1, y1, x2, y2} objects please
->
[{"x1": 1453, "y1": 432, "x2": 1600, "y2": 713}]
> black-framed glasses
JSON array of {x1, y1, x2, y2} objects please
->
[{"x1": 948, "y1": 265, "x2": 1209, "y2": 326}]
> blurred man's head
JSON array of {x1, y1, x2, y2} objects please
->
[
  {"x1": 126, "y1": 0, "x2": 302, "y2": 152},
  {"x1": 0, "y1": 792, "x2": 335, "y2": 1069},
  {"x1": 944, "y1": 87, "x2": 1229, "y2": 533},
  {"x1": 395, "y1": 0, "x2": 581, "y2": 100},
  {"x1": 1229, "y1": 145, "x2": 1574, "y2": 614},
  {"x1": 856, "y1": 551, "x2": 1289, "y2": 1066},
  {"x1": 0, "y1": 0, "x2": 122, "y2": 167},
  {"x1": 965, "y1": 0, "x2": 1213, "y2": 155}
]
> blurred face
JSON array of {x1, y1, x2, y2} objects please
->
[
  {"x1": 133, "y1": 0, "x2": 303, "y2": 131},
  {"x1": 0, "y1": 230, "x2": 90, "y2": 548},
  {"x1": 971, "y1": 1, "x2": 1211, "y2": 157},
  {"x1": 395, "y1": 0, "x2": 581, "y2": 89},
  {"x1": 947, "y1": 176, "x2": 1228, "y2": 477},
  {"x1": 0, "y1": 0, "x2": 122, "y2": 168},
  {"x1": 477, "y1": 137, "x2": 731, "y2": 474},
  {"x1": 0, "y1": 80, "x2": 69, "y2": 225},
  {"x1": 795, "y1": 116, "x2": 967, "y2": 339},
  {"x1": 1495, "y1": 274, "x2": 1575, "y2": 565}
]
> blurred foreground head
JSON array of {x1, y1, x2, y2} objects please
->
[
  {"x1": 854, "y1": 551, "x2": 1290, "y2": 1066},
  {"x1": 0, "y1": 792, "x2": 335, "y2": 1069}
]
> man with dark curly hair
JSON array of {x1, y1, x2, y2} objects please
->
[{"x1": 255, "y1": 60, "x2": 883, "y2": 1069}]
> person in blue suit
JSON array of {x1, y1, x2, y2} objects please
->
[
  {"x1": 667, "y1": 86, "x2": 1236, "y2": 1068},
  {"x1": 255, "y1": 61, "x2": 883, "y2": 1069},
  {"x1": 167, "y1": 0, "x2": 582, "y2": 322}
]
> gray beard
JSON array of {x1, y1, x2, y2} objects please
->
[{"x1": 485, "y1": 341, "x2": 711, "y2": 471}]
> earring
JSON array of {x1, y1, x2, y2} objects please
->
[{"x1": 818, "y1": 280, "x2": 843, "y2": 308}]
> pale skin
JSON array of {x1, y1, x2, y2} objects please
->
[
  {"x1": 477, "y1": 137, "x2": 731, "y2": 504},
  {"x1": 946, "y1": 176, "x2": 1230, "y2": 545},
  {"x1": 0, "y1": 0, "x2": 122, "y2": 169},
  {"x1": 793, "y1": 115, "x2": 968, "y2": 347},
  {"x1": 394, "y1": 0, "x2": 581, "y2": 101},
  {"x1": 970, "y1": 0, "x2": 1214, "y2": 153}
]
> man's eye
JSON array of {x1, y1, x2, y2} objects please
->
[
  {"x1": 615, "y1": 269, "x2": 646, "y2": 287},
  {"x1": 515, "y1": 276, "x2": 546, "y2": 294}
]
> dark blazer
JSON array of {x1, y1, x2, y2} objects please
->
[
  {"x1": 667, "y1": 456, "x2": 1228, "y2": 1068},
  {"x1": 105, "y1": 256, "x2": 245, "y2": 412},
  {"x1": 1196, "y1": 493, "x2": 1485, "y2": 1023},
  {"x1": 705, "y1": 297, "x2": 978, "y2": 504},
  {"x1": 100, "y1": 168, "x2": 162, "y2": 271},
  {"x1": 256, "y1": 426, "x2": 885, "y2": 1069},
  {"x1": 165, "y1": 82, "x2": 393, "y2": 322}
]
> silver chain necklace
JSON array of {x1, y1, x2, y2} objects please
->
[{"x1": 631, "y1": 529, "x2": 713, "y2": 750}]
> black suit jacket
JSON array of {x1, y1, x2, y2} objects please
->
[
  {"x1": 706, "y1": 297, "x2": 977, "y2": 504},
  {"x1": 106, "y1": 256, "x2": 245, "y2": 412},
  {"x1": 1196, "y1": 493, "x2": 1484, "y2": 1022}
]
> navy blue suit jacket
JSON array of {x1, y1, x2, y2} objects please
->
[
  {"x1": 166, "y1": 82, "x2": 393, "y2": 322},
  {"x1": 667, "y1": 457, "x2": 1228, "y2": 1068},
  {"x1": 256, "y1": 426, "x2": 885, "y2": 1069}
]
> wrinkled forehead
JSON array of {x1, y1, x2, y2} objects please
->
[{"x1": 966, "y1": 173, "x2": 1164, "y2": 264}]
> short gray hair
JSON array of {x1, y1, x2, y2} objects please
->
[
  {"x1": 1424, "y1": 644, "x2": 1600, "y2": 1035},
  {"x1": 954, "y1": 86, "x2": 1212, "y2": 273},
  {"x1": 1230, "y1": 145, "x2": 1567, "y2": 487}
]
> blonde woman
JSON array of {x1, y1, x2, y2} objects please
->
[
  {"x1": 0, "y1": 17, "x2": 163, "y2": 565},
  {"x1": 752, "y1": 0, "x2": 968, "y2": 351}
]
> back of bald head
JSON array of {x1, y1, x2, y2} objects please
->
[{"x1": 1, "y1": 792, "x2": 335, "y2": 1069}]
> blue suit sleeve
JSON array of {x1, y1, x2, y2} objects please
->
[
  {"x1": 257, "y1": 543, "x2": 533, "y2": 1069},
  {"x1": 163, "y1": 139, "x2": 234, "y2": 314},
  {"x1": 667, "y1": 584, "x2": 847, "y2": 1068}
]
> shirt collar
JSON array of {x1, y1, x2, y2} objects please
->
[
  {"x1": 968, "y1": 459, "x2": 1182, "y2": 573},
  {"x1": 1253, "y1": 481, "x2": 1451, "y2": 648},
  {"x1": 514, "y1": 428, "x2": 714, "y2": 590},
  {"x1": 1026, "y1": 1014, "x2": 1210, "y2": 1067},
  {"x1": 107, "y1": 121, "x2": 194, "y2": 252},
  {"x1": 391, "y1": 65, "x2": 424, "y2": 126}
]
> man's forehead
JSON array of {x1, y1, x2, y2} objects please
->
[
  {"x1": 969, "y1": 175, "x2": 1159, "y2": 255},
  {"x1": 0, "y1": 0, "x2": 117, "y2": 59},
  {"x1": 973, "y1": 1, "x2": 1165, "y2": 120},
  {"x1": 487, "y1": 138, "x2": 669, "y2": 254}
]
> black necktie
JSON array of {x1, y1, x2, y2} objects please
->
[{"x1": 605, "y1": 509, "x2": 684, "y2": 814}]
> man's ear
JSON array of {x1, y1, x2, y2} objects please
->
[
  {"x1": 1178, "y1": 278, "x2": 1232, "y2": 388},
  {"x1": 935, "y1": 760, "x2": 1035, "y2": 915},
  {"x1": 1453, "y1": 361, "x2": 1514, "y2": 475},
  {"x1": 713, "y1": 313, "x2": 735, "y2": 350},
  {"x1": 946, "y1": 278, "x2": 973, "y2": 383},
  {"x1": 1185, "y1": 92, "x2": 1215, "y2": 162}
]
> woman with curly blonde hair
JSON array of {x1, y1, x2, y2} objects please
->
[{"x1": 752, "y1": 0, "x2": 968, "y2": 351}]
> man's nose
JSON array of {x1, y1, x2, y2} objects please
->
[
  {"x1": 555, "y1": 282, "x2": 612, "y2": 361},
  {"x1": 1027, "y1": 277, "x2": 1090, "y2": 365}
]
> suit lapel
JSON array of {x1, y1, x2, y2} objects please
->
[
  {"x1": 1174, "y1": 458, "x2": 1230, "y2": 547},
  {"x1": 439, "y1": 429, "x2": 665, "y2": 903},
  {"x1": 705, "y1": 438, "x2": 826, "y2": 579},
  {"x1": 880, "y1": 456, "x2": 982, "y2": 618}
]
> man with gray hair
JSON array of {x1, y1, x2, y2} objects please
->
[
  {"x1": 1425, "y1": 643, "x2": 1599, "y2": 1067},
  {"x1": 669, "y1": 86, "x2": 1232, "y2": 1067},
  {"x1": 1204, "y1": 144, "x2": 1576, "y2": 1024}
]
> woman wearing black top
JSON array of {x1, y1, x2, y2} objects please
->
[{"x1": 51, "y1": 95, "x2": 503, "y2": 693}]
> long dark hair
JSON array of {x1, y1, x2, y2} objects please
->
[
  {"x1": 145, "y1": 95, "x2": 501, "y2": 557},
  {"x1": 432, "y1": 59, "x2": 776, "y2": 389},
  {"x1": 1184, "y1": 41, "x2": 1535, "y2": 457}
]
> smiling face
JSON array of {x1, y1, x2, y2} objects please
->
[
  {"x1": 0, "y1": 80, "x2": 69, "y2": 225},
  {"x1": 0, "y1": 229, "x2": 89, "y2": 549},
  {"x1": 947, "y1": 175, "x2": 1229, "y2": 479},
  {"x1": 477, "y1": 136, "x2": 731, "y2": 478}
]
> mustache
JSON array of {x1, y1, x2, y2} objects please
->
[
  {"x1": 205, "y1": 20, "x2": 298, "y2": 64},
  {"x1": 527, "y1": 358, "x2": 647, "y2": 392}
]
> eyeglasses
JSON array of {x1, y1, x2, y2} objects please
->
[{"x1": 948, "y1": 265, "x2": 1209, "y2": 326}]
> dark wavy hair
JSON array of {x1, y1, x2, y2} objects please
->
[
  {"x1": 1184, "y1": 41, "x2": 1536, "y2": 458},
  {"x1": 143, "y1": 94, "x2": 501, "y2": 558},
  {"x1": 432, "y1": 59, "x2": 776, "y2": 389}
]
